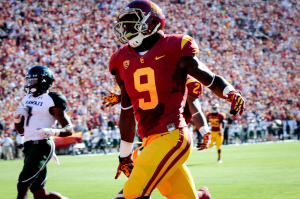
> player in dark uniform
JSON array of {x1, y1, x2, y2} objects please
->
[
  {"x1": 13, "y1": 65, "x2": 73, "y2": 199},
  {"x1": 107, "y1": 0, "x2": 245, "y2": 198}
]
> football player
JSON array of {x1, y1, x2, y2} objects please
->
[
  {"x1": 108, "y1": 0, "x2": 245, "y2": 198},
  {"x1": 103, "y1": 75, "x2": 212, "y2": 199},
  {"x1": 184, "y1": 75, "x2": 211, "y2": 152},
  {"x1": 206, "y1": 104, "x2": 226, "y2": 163},
  {"x1": 231, "y1": 120, "x2": 242, "y2": 144},
  {"x1": 14, "y1": 65, "x2": 73, "y2": 199}
]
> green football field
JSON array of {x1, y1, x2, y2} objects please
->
[{"x1": 1, "y1": 141, "x2": 300, "y2": 199}]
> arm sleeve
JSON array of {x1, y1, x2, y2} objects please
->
[
  {"x1": 186, "y1": 76, "x2": 203, "y2": 98},
  {"x1": 49, "y1": 92, "x2": 68, "y2": 110},
  {"x1": 179, "y1": 35, "x2": 199, "y2": 58},
  {"x1": 109, "y1": 50, "x2": 121, "y2": 75}
]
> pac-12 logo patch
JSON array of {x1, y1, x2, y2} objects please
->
[{"x1": 123, "y1": 60, "x2": 130, "y2": 69}]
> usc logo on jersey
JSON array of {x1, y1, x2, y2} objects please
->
[{"x1": 123, "y1": 60, "x2": 130, "y2": 69}]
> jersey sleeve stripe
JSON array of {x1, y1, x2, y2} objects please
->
[
  {"x1": 181, "y1": 35, "x2": 192, "y2": 50},
  {"x1": 186, "y1": 78, "x2": 200, "y2": 85}
]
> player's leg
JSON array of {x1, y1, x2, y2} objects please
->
[
  {"x1": 17, "y1": 181, "x2": 30, "y2": 199},
  {"x1": 30, "y1": 168, "x2": 68, "y2": 199},
  {"x1": 216, "y1": 132, "x2": 223, "y2": 163},
  {"x1": 208, "y1": 131, "x2": 217, "y2": 148},
  {"x1": 18, "y1": 139, "x2": 54, "y2": 198},
  {"x1": 157, "y1": 164, "x2": 199, "y2": 199},
  {"x1": 32, "y1": 188, "x2": 68, "y2": 199},
  {"x1": 123, "y1": 128, "x2": 193, "y2": 198}
]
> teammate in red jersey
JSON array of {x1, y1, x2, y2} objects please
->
[
  {"x1": 183, "y1": 75, "x2": 211, "y2": 151},
  {"x1": 107, "y1": 0, "x2": 245, "y2": 198},
  {"x1": 206, "y1": 104, "x2": 226, "y2": 163}
]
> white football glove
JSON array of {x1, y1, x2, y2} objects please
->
[
  {"x1": 14, "y1": 106, "x2": 28, "y2": 123},
  {"x1": 36, "y1": 128, "x2": 60, "y2": 138}
]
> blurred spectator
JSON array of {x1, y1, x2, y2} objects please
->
[
  {"x1": 15, "y1": 133, "x2": 24, "y2": 159},
  {"x1": 82, "y1": 129, "x2": 91, "y2": 154},
  {"x1": 1, "y1": 133, "x2": 14, "y2": 160},
  {"x1": 97, "y1": 126, "x2": 107, "y2": 154},
  {"x1": 111, "y1": 125, "x2": 120, "y2": 151},
  {"x1": 0, "y1": 135, "x2": 2, "y2": 160},
  {"x1": 0, "y1": 121, "x2": 4, "y2": 136},
  {"x1": 69, "y1": 141, "x2": 81, "y2": 155}
]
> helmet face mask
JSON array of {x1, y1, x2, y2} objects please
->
[
  {"x1": 212, "y1": 104, "x2": 219, "y2": 114},
  {"x1": 114, "y1": 0, "x2": 165, "y2": 48},
  {"x1": 24, "y1": 65, "x2": 54, "y2": 97},
  {"x1": 114, "y1": 9, "x2": 149, "y2": 45}
]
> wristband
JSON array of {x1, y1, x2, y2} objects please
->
[
  {"x1": 223, "y1": 85, "x2": 235, "y2": 96},
  {"x1": 199, "y1": 126, "x2": 210, "y2": 136},
  {"x1": 121, "y1": 105, "x2": 133, "y2": 110},
  {"x1": 14, "y1": 117, "x2": 22, "y2": 123},
  {"x1": 192, "y1": 111, "x2": 200, "y2": 117},
  {"x1": 120, "y1": 140, "x2": 134, "y2": 158}
]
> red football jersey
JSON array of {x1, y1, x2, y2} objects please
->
[
  {"x1": 109, "y1": 34, "x2": 199, "y2": 138},
  {"x1": 206, "y1": 112, "x2": 226, "y2": 131},
  {"x1": 183, "y1": 75, "x2": 203, "y2": 124}
]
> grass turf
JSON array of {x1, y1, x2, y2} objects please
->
[{"x1": 1, "y1": 141, "x2": 299, "y2": 199}]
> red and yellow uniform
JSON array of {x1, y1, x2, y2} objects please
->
[
  {"x1": 109, "y1": 34, "x2": 199, "y2": 198},
  {"x1": 183, "y1": 75, "x2": 203, "y2": 124},
  {"x1": 206, "y1": 112, "x2": 226, "y2": 150}
]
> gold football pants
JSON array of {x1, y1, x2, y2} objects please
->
[
  {"x1": 209, "y1": 131, "x2": 223, "y2": 150},
  {"x1": 123, "y1": 127, "x2": 198, "y2": 199}
]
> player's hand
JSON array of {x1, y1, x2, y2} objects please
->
[
  {"x1": 36, "y1": 128, "x2": 60, "y2": 138},
  {"x1": 102, "y1": 91, "x2": 121, "y2": 107},
  {"x1": 13, "y1": 106, "x2": 28, "y2": 119},
  {"x1": 197, "y1": 133, "x2": 211, "y2": 151},
  {"x1": 115, "y1": 154, "x2": 134, "y2": 179},
  {"x1": 223, "y1": 91, "x2": 245, "y2": 116}
]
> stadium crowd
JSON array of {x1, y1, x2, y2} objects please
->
[{"x1": 0, "y1": 0, "x2": 300, "y2": 159}]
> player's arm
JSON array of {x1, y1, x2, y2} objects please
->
[
  {"x1": 114, "y1": 70, "x2": 135, "y2": 179},
  {"x1": 186, "y1": 94, "x2": 209, "y2": 136},
  {"x1": 179, "y1": 56, "x2": 245, "y2": 116},
  {"x1": 36, "y1": 108, "x2": 73, "y2": 137},
  {"x1": 52, "y1": 107, "x2": 73, "y2": 137},
  {"x1": 220, "y1": 119, "x2": 226, "y2": 136},
  {"x1": 187, "y1": 94, "x2": 211, "y2": 151},
  {"x1": 13, "y1": 106, "x2": 28, "y2": 135},
  {"x1": 115, "y1": 70, "x2": 136, "y2": 146},
  {"x1": 14, "y1": 117, "x2": 25, "y2": 135}
]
